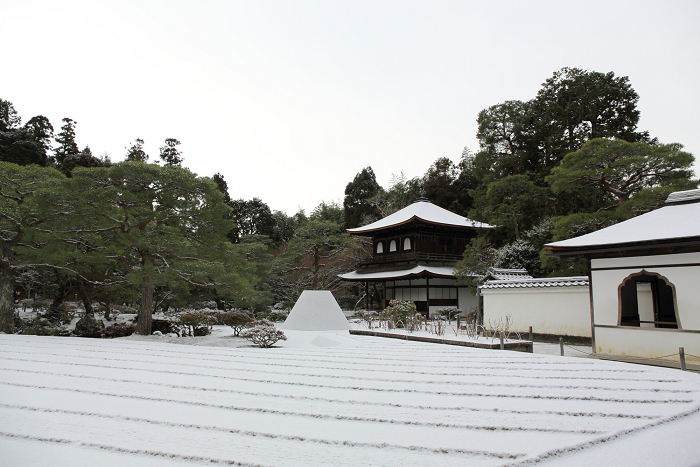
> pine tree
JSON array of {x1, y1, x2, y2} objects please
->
[
  {"x1": 54, "y1": 118, "x2": 80, "y2": 166},
  {"x1": 125, "y1": 138, "x2": 148, "y2": 162},
  {"x1": 158, "y1": 138, "x2": 183, "y2": 166}
]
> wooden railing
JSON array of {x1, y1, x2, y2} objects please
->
[{"x1": 359, "y1": 252, "x2": 462, "y2": 264}]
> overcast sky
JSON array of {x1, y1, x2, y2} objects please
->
[{"x1": 2, "y1": 0, "x2": 699, "y2": 215}]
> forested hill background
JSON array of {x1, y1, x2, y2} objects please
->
[{"x1": 1, "y1": 67, "x2": 697, "y2": 333}]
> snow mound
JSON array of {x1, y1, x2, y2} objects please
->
[
  {"x1": 279, "y1": 290, "x2": 350, "y2": 331},
  {"x1": 280, "y1": 330, "x2": 361, "y2": 348}
]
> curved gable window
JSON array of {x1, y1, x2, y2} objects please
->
[
  {"x1": 376, "y1": 242, "x2": 384, "y2": 254},
  {"x1": 619, "y1": 271, "x2": 678, "y2": 329},
  {"x1": 389, "y1": 240, "x2": 397, "y2": 252},
  {"x1": 403, "y1": 238, "x2": 411, "y2": 250}
]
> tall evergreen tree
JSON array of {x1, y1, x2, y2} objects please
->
[
  {"x1": 422, "y1": 157, "x2": 462, "y2": 212},
  {"x1": 54, "y1": 118, "x2": 80, "y2": 166},
  {"x1": 159, "y1": 138, "x2": 183, "y2": 166},
  {"x1": 0, "y1": 99, "x2": 21, "y2": 131},
  {"x1": 212, "y1": 172, "x2": 232, "y2": 204},
  {"x1": 343, "y1": 166, "x2": 383, "y2": 228},
  {"x1": 533, "y1": 68, "x2": 650, "y2": 161},
  {"x1": 125, "y1": 138, "x2": 148, "y2": 162},
  {"x1": 24, "y1": 116, "x2": 54, "y2": 156}
]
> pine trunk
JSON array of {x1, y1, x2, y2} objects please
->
[
  {"x1": 0, "y1": 260, "x2": 13, "y2": 334},
  {"x1": 47, "y1": 271, "x2": 71, "y2": 322},
  {"x1": 76, "y1": 275, "x2": 93, "y2": 315},
  {"x1": 136, "y1": 267, "x2": 154, "y2": 335}
]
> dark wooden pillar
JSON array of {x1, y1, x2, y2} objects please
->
[
  {"x1": 426, "y1": 277, "x2": 430, "y2": 316},
  {"x1": 365, "y1": 281, "x2": 369, "y2": 310}
]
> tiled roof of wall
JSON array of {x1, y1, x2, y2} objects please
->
[
  {"x1": 482, "y1": 268, "x2": 532, "y2": 281},
  {"x1": 481, "y1": 276, "x2": 589, "y2": 289}
]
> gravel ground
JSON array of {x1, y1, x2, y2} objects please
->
[
  {"x1": 533, "y1": 342, "x2": 592, "y2": 357},
  {"x1": 123, "y1": 325, "x2": 594, "y2": 357},
  {"x1": 122, "y1": 325, "x2": 251, "y2": 348}
]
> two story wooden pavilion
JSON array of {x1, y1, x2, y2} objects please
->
[{"x1": 339, "y1": 199, "x2": 494, "y2": 316}]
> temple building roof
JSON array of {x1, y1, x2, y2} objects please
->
[
  {"x1": 347, "y1": 200, "x2": 494, "y2": 234},
  {"x1": 546, "y1": 189, "x2": 700, "y2": 256}
]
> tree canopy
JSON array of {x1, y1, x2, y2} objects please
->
[
  {"x1": 0, "y1": 100, "x2": 53, "y2": 166},
  {"x1": 0, "y1": 162, "x2": 64, "y2": 332},
  {"x1": 463, "y1": 67, "x2": 696, "y2": 272},
  {"x1": 546, "y1": 138, "x2": 697, "y2": 241},
  {"x1": 35, "y1": 162, "x2": 249, "y2": 334},
  {"x1": 228, "y1": 197, "x2": 276, "y2": 243}
]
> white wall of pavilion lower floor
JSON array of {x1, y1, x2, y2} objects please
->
[{"x1": 383, "y1": 277, "x2": 477, "y2": 317}]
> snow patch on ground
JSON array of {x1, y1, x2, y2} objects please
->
[{"x1": 0, "y1": 334, "x2": 699, "y2": 466}]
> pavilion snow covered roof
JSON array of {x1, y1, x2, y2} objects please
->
[
  {"x1": 347, "y1": 200, "x2": 494, "y2": 234},
  {"x1": 546, "y1": 188, "x2": 700, "y2": 255}
]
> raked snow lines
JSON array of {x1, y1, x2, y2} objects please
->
[{"x1": 0, "y1": 335, "x2": 699, "y2": 466}]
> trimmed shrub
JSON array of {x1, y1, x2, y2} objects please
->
[
  {"x1": 178, "y1": 312, "x2": 216, "y2": 336},
  {"x1": 380, "y1": 300, "x2": 417, "y2": 328},
  {"x1": 254, "y1": 311, "x2": 288, "y2": 322},
  {"x1": 104, "y1": 323, "x2": 136, "y2": 338},
  {"x1": 240, "y1": 319, "x2": 287, "y2": 348},
  {"x1": 219, "y1": 311, "x2": 254, "y2": 336},
  {"x1": 21, "y1": 325, "x2": 69, "y2": 336},
  {"x1": 74, "y1": 313, "x2": 105, "y2": 338}
]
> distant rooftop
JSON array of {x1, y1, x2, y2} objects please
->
[
  {"x1": 665, "y1": 188, "x2": 700, "y2": 206},
  {"x1": 481, "y1": 268, "x2": 532, "y2": 282}
]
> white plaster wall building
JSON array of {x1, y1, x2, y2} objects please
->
[
  {"x1": 481, "y1": 273, "x2": 590, "y2": 339},
  {"x1": 546, "y1": 189, "x2": 700, "y2": 363}
]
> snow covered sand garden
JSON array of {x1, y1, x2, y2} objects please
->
[{"x1": 1, "y1": 331, "x2": 700, "y2": 466}]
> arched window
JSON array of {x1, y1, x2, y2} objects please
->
[
  {"x1": 376, "y1": 242, "x2": 384, "y2": 254},
  {"x1": 389, "y1": 240, "x2": 397, "y2": 252},
  {"x1": 403, "y1": 238, "x2": 411, "y2": 250},
  {"x1": 618, "y1": 270, "x2": 679, "y2": 329}
]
